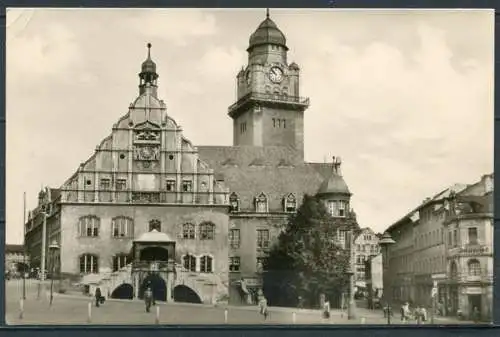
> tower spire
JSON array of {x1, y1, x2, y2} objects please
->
[
  {"x1": 266, "y1": 8, "x2": 270, "y2": 19},
  {"x1": 139, "y1": 42, "x2": 159, "y2": 97},
  {"x1": 147, "y1": 42, "x2": 152, "y2": 59}
]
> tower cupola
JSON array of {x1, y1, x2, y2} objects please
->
[
  {"x1": 138, "y1": 43, "x2": 159, "y2": 97},
  {"x1": 247, "y1": 9, "x2": 288, "y2": 52},
  {"x1": 317, "y1": 156, "x2": 351, "y2": 196}
]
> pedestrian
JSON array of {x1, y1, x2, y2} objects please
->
[
  {"x1": 144, "y1": 287, "x2": 153, "y2": 313},
  {"x1": 258, "y1": 294, "x2": 269, "y2": 320},
  {"x1": 323, "y1": 300, "x2": 331, "y2": 319},
  {"x1": 472, "y1": 306, "x2": 480, "y2": 323},
  {"x1": 95, "y1": 287, "x2": 102, "y2": 308},
  {"x1": 415, "y1": 306, "x2": 423, "y2": 324}
]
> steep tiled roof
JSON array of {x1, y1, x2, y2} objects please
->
[{"x1": 198, "y1": 146, "x2": 330, "y2": 212}]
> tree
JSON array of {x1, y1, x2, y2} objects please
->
[{"x1": 262, "y1": 194, "x2": 356, "y2": 309}]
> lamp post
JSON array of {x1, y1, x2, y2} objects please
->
[
  {"x1": 22, "y1": 192, "x2": 27, "y2": 300},
  {"x1": 48, "y1": 240, "x2": 60, "y2": 306},
  {"x1": 37, "y1": 211, "x2": 47, "y2": 300},
  {"x1": 379, "y1": 232, "x2": 395, "y2": 325}
]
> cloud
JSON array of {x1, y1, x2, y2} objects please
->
[
  {"x1": 197, "y1": 46, "x2": 246, "y2": 81},
  {"x1": 7, "y1": 20, "x2": 83, "y2": 82},
  {"x1": 126, "y1": 10, "x2": 218, "y2": 46}
]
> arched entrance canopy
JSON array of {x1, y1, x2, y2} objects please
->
[{"x1": 131, "y1": 229, "x2": 176, "y2": 265}]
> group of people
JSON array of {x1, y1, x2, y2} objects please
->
[{"x1": 400, "y1": 302, "x2": 428, "y2": 324}]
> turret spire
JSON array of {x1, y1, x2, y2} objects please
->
[
  {"x1": 266, "y1": 8, "x2": 270, "y2": 19},
  {"x1": 139, "y1": 42, "x2": 159, "y2": 97}
]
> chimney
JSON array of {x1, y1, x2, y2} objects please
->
[{"x1": 332, "y1": 156, "x2": 342, "y2": 176}]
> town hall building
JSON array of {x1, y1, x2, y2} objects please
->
[{"x1": 25, "y1": 11, "x2": 359, "y2": 305}]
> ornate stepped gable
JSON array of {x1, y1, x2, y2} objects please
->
[{"x1": 59, "y1": 44, "x2": 228, "y2": 204}]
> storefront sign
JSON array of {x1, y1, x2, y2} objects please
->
[
  {"x1": 465, "y1": 287, "x2": 482, "y2": 295},
  {"x1": 244, "y1": 278, "x2": 262, "y2": 287}
]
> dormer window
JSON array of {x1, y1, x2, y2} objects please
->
[
  {"x1": 229, "y1": 193, "x2": 240, "y2": 212},
  {"x1": 284, "y1": 193, "x2": 297, "y2": 213},
  {"x1": 255, "y1": 193, "x2": 268, "y2": 213}
]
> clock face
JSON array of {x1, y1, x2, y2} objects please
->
[{"x1": 269, "y1": 66, "x2": 284, "y2": 83}]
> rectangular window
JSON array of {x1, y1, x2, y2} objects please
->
[
  {"x1": 257, "y1": 229, "x2": 270, "y2": 249},
  {"x1": 327, "y1": 201, "x2": 336, "y2": 216},
  {"x1": 229, "y1": 229, "x2": 241, "y2": 248},
  {"x1": 182, "y1": 180, "x2": 192, "y2": 192},
  {"x1": 229, "y1": 257, "x2": 240, "y2": 272},
  {"x1": 453, "y1": 229, "x2": 458, "y2": 247},
  {"x1": 100, "y1": 178, "x2": 111, "y2": 190},
  {"x1": 166, "y1": 180, "x2": 176, "y2": 192},
  {"x1": 468, "y1": 227, "x2": 478, "y2": 245},
  {"x1": 283, "y1": 119, "x2": 286, "y2": 128},
  {"x1": 116, "y1": 179, "x2": 126, "y2": 191}
]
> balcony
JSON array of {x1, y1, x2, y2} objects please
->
[
  {"x1": 228, "y1": 92, "x2": 310, "y2": 117},
  {"x1": 132, "y1": 260, "x2": 174, "y2": 272},
  {"x1": 448, "y1": 244, "x2": 492, "y2": 257},
  {"x1": 61, "y1": 190, "x2": 229, "y2": 206}
]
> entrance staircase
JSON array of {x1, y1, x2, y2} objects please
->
[{"x1": 82, "y1": 263, "x2": 228, "y2": 304}]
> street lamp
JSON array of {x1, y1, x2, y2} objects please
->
[
  {"x1": 379, "y1": 232, "x2": 395, "y2": 325},
  {"x1": 48, "y1": 240, "x2": 60, "y2": 306}
]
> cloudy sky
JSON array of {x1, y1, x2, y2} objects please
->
[{"x1": 6, "y1": 8, "x2": 493, "y2": 244}]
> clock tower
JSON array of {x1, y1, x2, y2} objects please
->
[{"x1": 228, "y1": 10, "x2": 310, "y2": 160}]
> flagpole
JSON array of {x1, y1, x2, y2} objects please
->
[{"x1": 22, "y1": 192, "x2": 27, "y2": 300}]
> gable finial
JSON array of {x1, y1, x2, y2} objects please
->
[
  {"x1": 147, "y1": 43, "x2": 152, "y2": 59},
  {"x1": 266, "y1": 8, "x2": 270, "y2": 19}
]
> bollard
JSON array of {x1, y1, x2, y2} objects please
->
[
  {"x1": 224, "y1": 309, "x2": 228, "y2": 323},
  {"x1": 87, "y1": 302, "x2": 92, "y2": 323},
  {"x1": 361, "y1": 317, "x2": 366, "y2": 324},
  {"x1": 292, "y1": 312, "x2": 296, "y2": 324},
  {"x1": 155, "y1": 305, "x2": 160, "y2": 325},
  {"x1": 19, "y1": 299, "x2": 24, "y2": 320}
]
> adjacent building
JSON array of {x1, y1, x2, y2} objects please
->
[
  {"x1": 384, "y1": 174, "x2": 493, "y2": 321},
  {"x1": 24, "y1": 11, "x2": 358, "y2": 306},
  {"x1": 353, "y1": 227, "x2": 380, "y2": 291},
  {"x1": 5, "y1": 244, "x2": 29, "y2": 276}
]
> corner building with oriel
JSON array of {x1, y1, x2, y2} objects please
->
[{"x1": 25, "y1": 12, "x2": 358, "y2": 306}]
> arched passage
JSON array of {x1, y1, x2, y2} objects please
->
[
  {"x1": 173, "y1": 285, "x2": 202, "y2": 304},
  {"x1": 140, "y1": 273, "x2": 167, "y2": 301},
  {"x1": 140, "y1": 246, "x2": 168, "y2": 261},
  {"x1": 111, "y1": 283, "x2": 134, "y2": 300}
]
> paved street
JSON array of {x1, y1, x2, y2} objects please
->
[{"x1": 5, "y1": 280, "x2": 472, "y2": 325}]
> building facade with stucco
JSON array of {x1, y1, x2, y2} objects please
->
[{"x1": 24, "y1": 11, "x2": 359, "y2": 306}]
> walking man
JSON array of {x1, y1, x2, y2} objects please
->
[
  {"x1": 95, "y1": 287, "x2": 102, "y2": 308},
  {"x1": 144, "y1": 287, "x2": 153, "y2": 313}
]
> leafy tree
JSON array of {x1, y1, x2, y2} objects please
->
[{"x1": 262, "y1": 194, "x2": 357, "y2": 309}]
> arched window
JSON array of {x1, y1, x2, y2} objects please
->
[
  {"x1": 284, "y1": 193, "x2": 297, "y2": 213},
  {"x1": 200, "y1": 255, "x2": 213, "y2": 273},
  {"x1": 112, "y1": 216, "x2": 134, "y2": 238},
  {"x1": 468, "y1": 259, "x2": 481, "y2": 276},
  {"x1": 79, "y1": 254, "x2": 99, "y2": 274},
  {"x1": 182, "y1": 223, "x2": 195, "y2": 239},
  {"x1": 78, "y1": 216, "x2": 100, "y2": 237},
  {"x1": 149, "y1": 219, "x2": 161, "y2": 232},
  {"x1": 255, "y1": 193, "x2": 268, "y2": 213},
  {"x1": 183, "y1": 255, "x2": 196, "y2": 272},
  {"x1": 112, "y1": 253, "x2": 130, "y2": 272},
  {"x1": 229, "y1": 192, "x2": 240, "y2": 212},
  {"x1": 450, "y1": 261, "x2": 458, "y2": 278},
  {"x1": 199, "y1": 222, "x2": 215, "y2": 240}
]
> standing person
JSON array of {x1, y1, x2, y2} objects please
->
[
  {"x1": 144, "y1": 287, "x2": 153, "y2": 313},
  {"x1": 323, "y1": 300, "x2": 331, "y2": 319},
  {"x1": 415, "y1": 306, "x2": 422, "y2": 324},
  {"x1": 95, "y1": 287, "x2": 102, "y2": 308},
  {"x1": 472, "y1": 306, "x2": 480, "y2": 323},
  {"x1": 258, "y1": 294, "x2": 269, "y2": 320}
]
